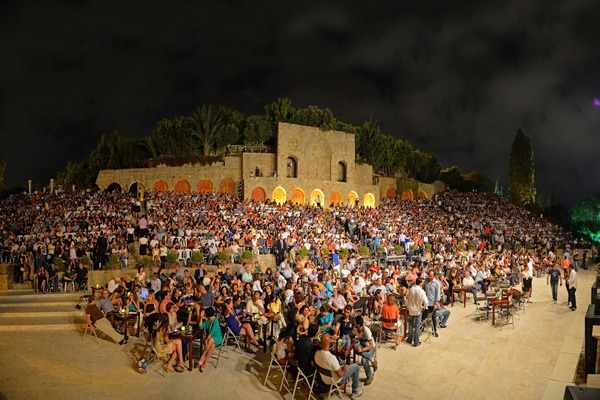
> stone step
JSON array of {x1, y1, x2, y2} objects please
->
[
  {"x1": 0, "y1": 304, "x2": 80, "y2": 315},
  {"x1": 0, "y1": 315, "x2": 87, "y2": 331}
]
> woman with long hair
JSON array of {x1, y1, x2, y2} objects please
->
[
  {"x1": 154, "y1": 314, "x2": 185, "y2": 373},
  {"x1": 198, "y1": 307, "x2": 223, "y2": 373}
]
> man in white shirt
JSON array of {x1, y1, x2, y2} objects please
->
[
  {"x1": 462, "y1": 271, "x2": 479, "y2": 305},
  {"x1": 406, "y1": 277, "x2": 428, "y2": 347},
  {"x1": 354, "y1": 315, "x2": 376, "y2": 386},
  {"x1": 567, "y1": 265, "x2": 577, "y2": 311},
  {"x1": 314, "y1": 334, "x2": 363, "y2": 399}
]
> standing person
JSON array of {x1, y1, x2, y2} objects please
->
[
  {"x1": 546, "y1": 264, "x2": 562, "y2": 304},
  {"x1": 406, "y1": 277, "x2": 428, "y2": 347},
  {"x1": 582, "y1": 250, "x2": 588, "y2": 270},
  {"x1": 567, "y1": 265, "x2": 578, "y2": 311},
  {"x1": 521, "y1": 267, "x2": 533, "y2": 303}
]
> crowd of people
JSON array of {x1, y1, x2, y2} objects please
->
[{"x1": 0, "y1": 188, "x2": 593, "y2": 396}]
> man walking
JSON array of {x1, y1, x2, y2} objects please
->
[
  {"x1": 406, "y1": 277, "x2": 428, "y2": 347},
  {"x1": 546, "y1": 263, "x2": 562, "y2": 304}
]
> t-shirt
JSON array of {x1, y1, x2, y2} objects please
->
[
  {"x1": 317, "y1": 312, "x2": 334, "y2": 333},
  {"x1": 314, "y1": 350, "x2": 341, "y2": 385},
  {"x1": 85, "y1": 304, "x2": 105, "y2": 324},
  {"x1": 335, "y1": 315, "x2": 355, "y2": 336},
  {"x1": 548, "y1": 268, "x2": 561, "y2": 283},
  {"x1": 357, "y1": 326, "x2": 374, "y2": 347}
]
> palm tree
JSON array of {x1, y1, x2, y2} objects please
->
[
  {"x1": 138, "y1": 135, "x2": 159, "y2": 159},
  {"x1": 189, "y1": 105, "x2": 227, "y2": 156}
]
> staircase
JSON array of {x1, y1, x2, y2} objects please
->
[{"x1": 0, "y1": 289, "x2": 87, "y2": 331}]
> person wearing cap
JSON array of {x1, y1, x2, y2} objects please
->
[{"x1": 85, "y1": 296, "x2": 125, "y2": 345}]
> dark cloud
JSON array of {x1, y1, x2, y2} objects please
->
[{"x1": 1, "y1": 0, "x2": 599, "y2": 205}]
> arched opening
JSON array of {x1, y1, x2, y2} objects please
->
[
  {"x1": 285, "y1": 156, "x2": 298, "y2": 178},
  {"x1": 363, "y1": 193, "x2": 375, "y2": 208},
  {"x1": 174, "y1": 180, "x2": 191, "y2": 193},
  {"x1": 219, "y1": 178, "x2": 235, "y2": 194},
  {"x1": 106, "y1": 183, "x2": 122, "y2": 192},
  {"x1": 291, "y1": 188, "x2": 305, "y2": 205},
  {"x1": 272, "y1": 187, "x2": 287, "y2": 204},
  {"x1": 196, "y1": 179, "x2": 213, "y2": 194},
  {"x1": 401, "y1": 190, "x2": 414, "y2": 201},
  {"x1": 310, "y1": 189, "x2": 325, "y2": 207},
  {"x1": 386, "y1": 187, "x2": 397, "y2": 198},
  {"x1": 418, "y1": 191, "x2": 428, "y2": 200},
  {"x1": 251, "y1": 187, "x2": 266, "y2": 202},
  {"x1": 129, "y1": 182, "x2": 145, "y2": 199},
  {"x1": 329, "y1": 191, "x2": 342, "y2": 207},
  {"x1": 347, "y1": 191, "x2": 359, "y2": 207},
  {"x1": 152, "y1": 180, "x2": 168, "y2": 192},
  {"x1": 336, "y1": 161, "x2": 347, "y2": 182}
]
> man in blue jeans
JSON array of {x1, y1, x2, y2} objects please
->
[
  {"x1": 314, "y1": 334, "x2": 363, "y2": 399},
  {"x1": 354, "y1": 315, "x2": 376, "y2": 385},
  {"x1": 407, "y1": 277, "x2": 428, "y2": 347}
]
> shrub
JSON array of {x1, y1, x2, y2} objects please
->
[
  {"x1": 53, "y1": 257, "x2": 65, "y2": 270},
  {"x1": 340, "y1": 248, "x2": 350, "y2": 257},
  {"x1": 425, "y1": 243, "x2": 432, "y2": 252},
  {"x1": 394, "y1": 245, "x2": 405, "y2": 255},
  {"x1": 360, "y1": 246, "x2": 370, "y2": 255},
  {"x1": 241, "y1": 250, "x2": 254, "y2": 260},
  {"x1": 165, "y1": 251, "x2": 179, "y2": 264},
  {"x1": 190, "y1": 251, "x2": 204, "y2": 264},
  {"x1": 104, "y1": 254, "x2": 122, "y2": 270},
  {"x1": 217, "y1": 251, "x2": 230, "y2": 261},
  {"x1": 79, "y1": 255, "x2": 93, "y2": 268},
  {"x1": 321, "y1": 247, "x2": 330, "y2": 256},
  {"x1": 297, "y1": 248, "x2": 309, "y2": 258},
  {"x1": 136, "y1": 256, "x2": 157, "y2": 270}
]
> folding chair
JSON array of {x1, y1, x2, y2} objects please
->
[
  {"x1": 291, "y1": 363, "x2": 317, "y2": 400},
  {"x1": 377, "y1": 317, "x2": 400, "y2": 349},
  {"x1": 475, "y1": 300, "x2": 492, "y2": 324},
  {"x1": 263, "y1": 350, "x2": 292, "y2": 394},
  {"x1": 314, "y1": 364, "x2": 345, "y2": 399},
  {"x1": 82, "y1": 323, "x2": 100, "y2": 342},
  {"x1": 496, "y1": 303, "x2": 515, "y2": 331},
  {"x1": 224, "y1": 325, "x2": 245, "y2": 353}
]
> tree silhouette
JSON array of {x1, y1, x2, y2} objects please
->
[{"x1": 509, "y1": 128, "x2": 537, "y2": 208}]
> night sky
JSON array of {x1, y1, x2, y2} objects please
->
[{"x1": 1, "y1": 0, "x2": 599, "y2": 205}]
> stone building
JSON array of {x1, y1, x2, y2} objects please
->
[{"x1": 96, "y1": 122, "x2": 442, "y2": 206}]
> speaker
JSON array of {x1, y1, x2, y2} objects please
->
[
  {"x1": 584, "y1": 305, "x2": 600, "y2": 374},
  {"x1": 564, "y1": 385, "x2": 600, "y2": 400}
]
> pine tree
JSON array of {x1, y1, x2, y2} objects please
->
[{"x1": 508, "y1": 128, "x2": 536, "y2": 208}]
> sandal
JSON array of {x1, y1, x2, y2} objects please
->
[
  {"x1": 199, "y1": 365, "x2": 205, "y2": 373},
  {"x1": 166, "y1": 365, "x2": 176, "y2": 374},
  {"x1": 174, "y1": 365, "x2": 184, "y2": 373}
]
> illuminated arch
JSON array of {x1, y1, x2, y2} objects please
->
[
  {"x1": 219, "y1": 178, "x2": 235, "y2": 194},
  {"x1": 196, "y1": 179, "x2": 213, "y2": 193},
  {"x1": 128, "y1": 181, "x2": 145, "y2": 199},
  {"x1": 347, "y1": 191, "x2": 359, "y2": 207},
  {"x1": 329, "y1": 191, "x2": 342, "y2": 206},
  {"x1": 418, "y1": 191, "x2": 428, "y2": 200},
  {"x1": 386, "y1": 187, "x2": 397, "y2": 198},
  {"x1": 251, "y1": 187, "x2": 266, "y2": 202},
  {"x1": 174, "y1": 180, "x2": 191, "y2": 193},
  {"x1": 291, "y1": 188, "x2": 305, "y2": 205},
  {"x1": 363, "y1": 193, "x2": 375, "y2": 208},
  {"x1": 272, "y1": 187, "x2": 287, "y2": 204},
  {"x1": 106, "y1": 183, "x2": 122, "y2": 192},
  {"x1": 152, "y1": 180, "x2": 168, "y2": 193},
  {"x1": 401, "y1": 190, "x2": 414, "y2": 201},
  {"x1": 310, "y1": 189, "x2": 325, "y2": 206}
]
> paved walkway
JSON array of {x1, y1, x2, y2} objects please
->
[{"x1": 0, "y1": 266, "x2": 598, "y2": 400}]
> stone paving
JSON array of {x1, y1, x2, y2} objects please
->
[{"x1": 0, "y1": 267, "x2": 598, "y2": 400}]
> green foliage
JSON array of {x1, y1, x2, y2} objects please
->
[
  {"x1": 570, "y1": 196, "x2": 600, "y2": 242},
  {"x1": 138, "y1": 135, "x2": 159, "y2": 160},
  {"x1": 321, "y1": 247, "x2": 330, "y2": 256},
  {"x1": 394, "y1": 245, "x2": 405, "y2": 254},
  {"x1": 56, "y1": 161, "x2": 95, "y2": 190},
  {"x1": 355, "y1": 119, "x2": 412, "y2": 177},
  {"x1": 408, "y1": 150, "x2": 441, "y2": 183},
  {"x1": 165, "y1": 251, "x2": 179, "y2": 263},
  {"x1": 136, "y1": 256, "x2": 157, "y2": 270},
  {"x1": 79, "y1": 255, "x2": 93, "y2": 267},
  {"x1": 155, "y1": 116, "x2": 196, "y2": 158},
  {"x1": 215, "y1": 107, "x2": 244, "y2": 152},
  {"x1": 104, "y1": 254, "x2": 122, "y2": 270},
  {"x1": 425, "y1": 243, "x2": 432, "y2": 252},
  {"x1": 190, "y1": 251, "x2": 204, "y2": 264},
  {"x1": 244, "y1": 115, "x2": 274, "y2": 146},
  {"x1": 217, "y1": 251, "x2": 230, "y2": 261},
  {"x1": 189, "y1": 105, "x2": 228, "y2": 156},
  {"x1": 440, "y1": 167, "x2": 494, "y2": 193},
  {"x1": 53, "y1": 257, "x2": 65, "y2": 270},
  {"x1": 297, "y1": 248, "x2": 309, "y2": 258},
  {"x1": 359, "y1": 246, "x2": 370, "y2": 255},
  {"x1": 339, "y1": 248, "x2": 350, "y2": 257},
  {"x1": 241, "y1": 249, "x2": 254, "y2": 260},
  {"x1": 90, "y1": 131, "x2": 125, "y2": 172},
  {"x1": 509, "y1": 128, "x2": 537, "y2": 208},
  {"x1": 468, "y1": 243, "x2": 477, "y2": 250},
  {"x1": 503, "y1": 243, "x2": 512, "y2": 250},
  {"x1": 291, "y1": 105, "x2": 336, "y2": 130}
]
